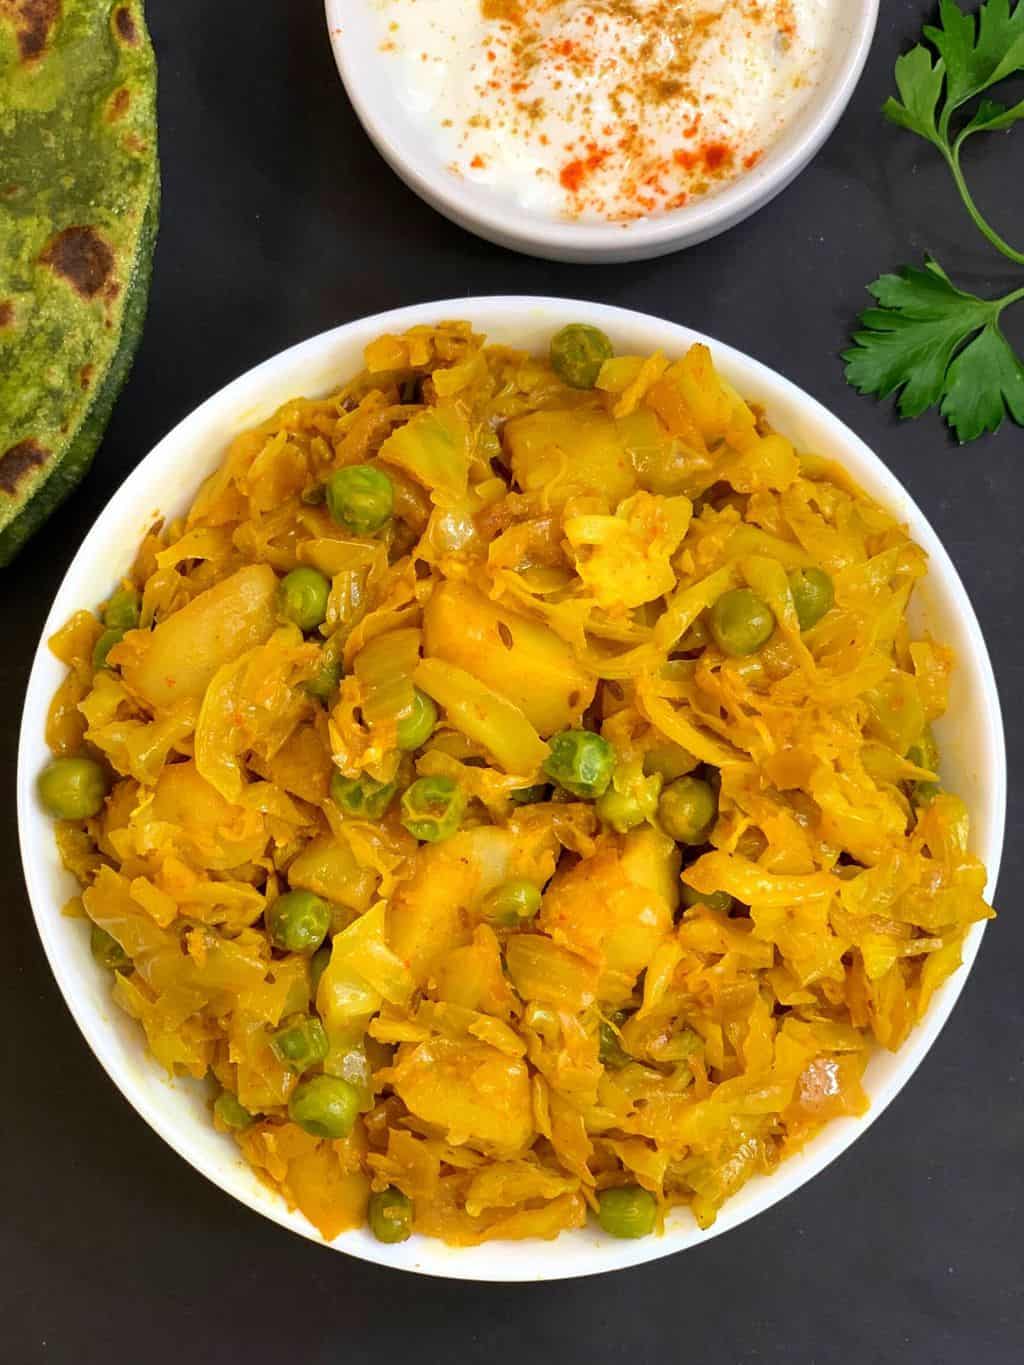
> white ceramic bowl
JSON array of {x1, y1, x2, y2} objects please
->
[
  {"x1": 18, "y1": 298, "x2": 1005, "y2": 1280},
  {"x1": 326, "y1": 2, "x2": 879, "y2": 263}
]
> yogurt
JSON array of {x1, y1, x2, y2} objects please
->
[{"x1": 372, "y1": 0, "x2": 838, "y2": 222}]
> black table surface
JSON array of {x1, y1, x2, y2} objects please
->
[{"x1": 5, "y1": 3, "x2": 1022, "y2": 1360}]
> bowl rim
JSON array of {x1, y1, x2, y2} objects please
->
[
  {"x1": 325, "y1": 0, "x2": 880, "y2": 259},
  {"x1": 17, "y1": 296, "x2": 1006, "y2": 1281}
]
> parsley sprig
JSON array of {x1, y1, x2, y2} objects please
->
[
  {"x1": 844, "y1": 0, "x2": 1024, "y2": 442},
  {"x1": 846, "y1": 261, "x2": 1024, "y2": 441}
]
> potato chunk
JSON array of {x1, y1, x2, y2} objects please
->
[
  {"x1": 152, "y1": 759, "x2": 267, "y2": 871},
  {"x1": 389, "y1": 1037, "x2": 534, "y2": 1155},
  {"x1": 123, "y1": 563, "x2": 278, "y2": 709},
  {"x1": 503, "y1": 408, "x2": 635, "y2": 506},
  {"x1": 422, "y1": 581, "x2": 594, "y2": 736},
  {"x1": 287, "y1": 834, "x2": 378, "y2": 913},
  {"x1": 388, "y1": 823, "x2": 559, "y2": 984},
  {"x1": 540, "y1": 829, "x2": 679, "y2": 998}
]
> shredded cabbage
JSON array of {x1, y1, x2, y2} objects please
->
[{"x1": 45, "y1": 321, "x2": 994, "y2": 1247}]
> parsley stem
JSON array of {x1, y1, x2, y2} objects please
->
[{"x1": 945, "y1": 145, "x2": 1024, "y2": 266}]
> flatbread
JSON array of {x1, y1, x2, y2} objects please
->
[{"x1": 0, "y1": 0, "x2": 159, "y2": 564}]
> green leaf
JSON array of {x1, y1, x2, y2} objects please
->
[
  {"x1": 845, "y1": 262, "x2": 992, "y2": 415},
  {"x1": 977, "y1": 0, "x2": 1024, "y2": 84},
  {"x1": 883, "y1": 0, "x2": 1024, "y2": 263},
  {"x1": 959, "y1": 93, "x2": 1024, "y2": 136},
  {"x1": 925, "y1": 0, "x2": 1024, "y2": 111},
  {"x1": 883, "y1": 44, "x2": 946, "y2": 143},
  {"x1": 923, "y1": 0, "x2": 980, "y2": 108},
  {"x1": 940, "y1": 323, "x2": 1024, "y2": 440},
  {"x1": 843, "y1": 259, "x2": 1024, "y2": 441},
  {"x1": 850, "y1": 2, "x2": 1024, "y2": 437}
]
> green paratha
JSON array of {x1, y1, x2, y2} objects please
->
[{"x1": 0, "y1": 0, "x2": 158, "y2": 565}]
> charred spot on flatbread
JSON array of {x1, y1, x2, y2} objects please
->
[
  {"x1": 113, "y1": 4, "x2": 136, "y2": 44},
  {"x1": 107, "y1": 86, "x2": 131, "y2": 122},
  {"x1": 41, "y1": 226, "x2": 115, "y2": 299},
  {"x1": 1, "y1": 0, "x2": 61, "y2": 63},
  {"x1": 0, "y1": 438, "x2": 48, "y2": 494}
]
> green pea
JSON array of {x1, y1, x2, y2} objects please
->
[
  {"x1": 598, "y1": 1013, "x2": 631, "y2": 1069},
  {"x1": 658, "y1": 776, "x2": 717, "y2": 845},
  {"x1": 396, "y1": 689, "x2": 438, "y2": 751},
  {"x1": 279, "y1": 567, "x2": 331, "y2": 632},
  {"x1": 309, "y1": 943, "x2": 332, "y2": 1000},
  {"x1": 908, "y1": 727, "x2": 941, "y2": 808},
  {"x1": 102, "y1": 587, "x2": 141, "y2": 632},
  {"x1": 550, "y1": 323, "x2": 614, "y2": 389},
  {"x1": 680, "y1": 883, "x2": 734, "y2": 913},
  {"x1": 643, "y1": 742, "x2": 697, "y2": 783},
  {"x1": 92, "y1": 627, "x2": 124, "y2": 671},
  {"x1": 304, "y1": 653, "x2": 343, "y2": 704},
  {"x1": 400, "y1": 776, "x2": 466, "y2": 843},
  {"x1": 481, "y1": 878, "x2": 542, "y2": 927},
  {"x1": 596, "y1": 772, "x2": 662, "y2": 834},
  {"x1": 788, "y1": 567, "x2": 834, "y2": 631},
  {"x1": 266, "y1": 890, "x2": 331, "y2": 954},
  {"x1": 597, "y1": 787, "x2": 644, "y2": 833},
  {"x1": 368, "y1": 1186, "x2": 414, "y2": 1244},
  {"x1": 543, "y1": 729, "x2": 615, "y2": 800},
  {"x1": 90, "y1": 923, "x2": 130, "y2": 972},
  {"x1": 270, "y1": 1014, "x2": 329, "y2": 1073},
  {"x1": 597, "y1": 1185, "x2": 657, "y2": 1239},
  {"x1": 708, "y1": 588, "x2": 775, "y2": 657},
  {"x1": 330, "y1": 770, "x2": 397, "y2": 820},
  {"x1": 288, "y1": 1074, "x2": 360, "y2": 1140},
  {"x1": 509, "y1": 783, "x2": 550, "y2": 805},
  {"x1": 38, "y1": 756, "x2": 109, "y2": 820},
  {"x1": 326, "y1": 464, "x2": 394, "y2": 536},
  {"x1": 214, "y1": 1091, "x2": 255, "y2": 1131}
]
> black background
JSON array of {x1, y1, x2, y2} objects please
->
[{"x1": 5, "y1": 2, "x2": 1022, "y2": 1361}]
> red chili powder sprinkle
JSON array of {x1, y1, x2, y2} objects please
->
[
  {"x1": 702, "y1": 141, "x2": 732, "y2": 172},
  {"x1": 559, "y1": 142, "x2": 610, "y2": 193},
  {"x1": 559, "y1": 160, "x2": 585, "y2": 192},
  {"x1": 674, "y1": 140, "x2": 735, "y2": 174}
]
